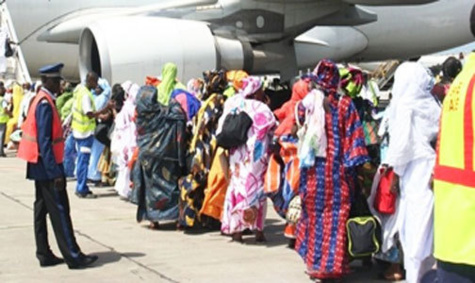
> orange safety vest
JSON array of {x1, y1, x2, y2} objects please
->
[
  {"x1": 433, "y1": 53, "x2": 475, "y2": 265},
  {"x1": 17, "y1": 90, "x2": 64, "y2": 164}
]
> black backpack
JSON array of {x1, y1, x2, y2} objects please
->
[{"x1": 216, "y1": 111, "x2": 253, "y2": 149}]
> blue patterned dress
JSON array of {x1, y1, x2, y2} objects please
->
[{"x1": 295, "y1": 94, "x2": 369, "y2": 279}]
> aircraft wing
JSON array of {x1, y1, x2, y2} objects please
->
[
  {"x1": 38, "y1": 0, "x2": 218, "y2": 44},
  {"x1": 343, "y1": 0, "x2": 437, "y2": 5}
]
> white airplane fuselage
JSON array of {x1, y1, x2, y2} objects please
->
[{"x1": 6, "y1": 0, "x2": 475, "y2": 82}]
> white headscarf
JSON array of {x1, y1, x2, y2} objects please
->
[{"x1": 385, "y1": 62, "x2": 441, "y2": 174}]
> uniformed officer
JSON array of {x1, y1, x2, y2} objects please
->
[{"x1": 17, "y1": 63, "x2": 98, "y2": 269}]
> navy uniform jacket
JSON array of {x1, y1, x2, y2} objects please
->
[{"x1": 26, "y1": 90, "x2": 65, "y2": 181}]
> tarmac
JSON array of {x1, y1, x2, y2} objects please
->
[{"x1": 0, "y1": 152, "x2": 399, "y2": 282}]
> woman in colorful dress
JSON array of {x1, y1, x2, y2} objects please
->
[
  {"x1": 178, "y1": 70, "x2": 227, "y2": 229},
  {"x1": 265, "y1": 78, "x2": 310, "y2": 246},
  {"x1": 96, "y1": 83, "x2": 127, "y2": 186},
  {"x1": 133, "y1": 83, "x2": 187, "y2": 229},
  {"x1": 295, "y1": 59, "x2": 370, "y2": 282},
  {"x1": 218, "y1": 76, "x2": 276, "y2": 243},
  {"x1": 110, "y1": 81, "x2": 140, "y2": 199}
]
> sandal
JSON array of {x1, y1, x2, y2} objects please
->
[
  {"x1": 231, "y1": 233, "x2": 244, "y2": 243},
  {"x1": 148, "y1": 222, "x2": 160, "y2": 230}
]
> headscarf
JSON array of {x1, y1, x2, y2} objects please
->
[
  {"x1": 203, "y1": 70, "x2": 227, "y2": 99},
  {"x1": 239, "y1": 76, "x2": 262, "y2": 98},
  {"x1": 384, "y1": 62, "x2": 441, "y2": 174},
  {"x1": 339, "y1": 67, "x2": 364, "y2": 98},
  {"x1": 171, "y1": 89, "x2": 201, "y2": 121},
  {"x1": 121, "y1": 80, "x2": 140, "y2": 103},
  {"x1": 157, "y1": 63, "x2": 186, "y2": 106},
  {"x1": 312, "y1": 59, "x2": 340, "y2": 95},
  {"x1": 226, "y1": 70, "x2": 249, "y2": 91},
  {"x1": 274, "y1": 79, "x2": 309, "y2": 136},
  {"x1": 93, "y1": 77, "x2": 111, "y2": 111},
  {"x1": 187, "y1": 78, "x2": 204, "y2": 100},
  {"x1": 145, "y1": 76, "x2": 161, "y2": 87}
]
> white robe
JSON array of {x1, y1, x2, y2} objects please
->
[
  {"x1": 383, "y1": 62, "x2": 441, "y2": 283},
  {"x1": 397, "y1": 158, "x2": 436, "y2": 283}
]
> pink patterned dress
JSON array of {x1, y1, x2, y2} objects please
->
[{"x1": 218, "y1": 95, "x2": 276, "y2": 234}]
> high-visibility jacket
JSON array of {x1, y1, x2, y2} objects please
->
[
  {"x1": 71, "y1": 85, "x2": 96, "y2": 134},
  {"x1": 0, "y1": 97, "x2": 9, "y2": 123},
  {"x1": 17, "y1": 90, "x2": 64, "y2": 164},
  {"x1": 434, "y1": 52, "x2": 475, "y2": 265}
]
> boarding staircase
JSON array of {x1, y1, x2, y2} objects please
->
[
  {"x1": 0, "y1": 1, "x2": 31, "y2": 83},
  {"x1": 372, "y1": 60, "x2": 399, "y2": 92}
]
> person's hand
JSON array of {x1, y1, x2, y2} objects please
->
[
  {"x1": 390, "y1": 174, "x2": 399, "y2": 194},
  {"x1": 54, "y1": 177, "x2": 65, "y2": 189},
  {"x1": 380, "y1": 164, "x2": 390, "y2": 176}
]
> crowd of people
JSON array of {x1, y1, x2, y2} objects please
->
[{"x1": 8, "y1": 53, "x2": 475, "y2": 282}]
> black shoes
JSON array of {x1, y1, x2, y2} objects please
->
[
  {"x1": 68, "y1": 253, "x2": 98, "y2": 270},
  {"x1": 75, "y1": 191, "x2": 97, "y2": 199},
  {"x1": 39, "y1": 256, "x2": 64, "y2": 267}
]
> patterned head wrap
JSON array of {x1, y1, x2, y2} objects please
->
[
  {"x1": 240, "y1": 76, "x2": 262, "y2": 98},
  {"x1": 226, "y1": 70, "x2": 249, "y2": 91},
  {"x1": 203, "y1": 70, "x2": 227, "y2": 99},
  {"x1": 339, "y1": 67, "x2": 364, "y2": 98},
  {"x1": 312, "y1": 59, "x2": 340, "y2": 92},
  {"x1": 187, "y1": 78, "x2": 205, "y2": 100},
  {"x1": 121, "y1": 80, "x2": 140, "y2": 103}
]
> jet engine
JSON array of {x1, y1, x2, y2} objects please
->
[{"x1": 79, "y1": 16, "x2": 254, "y2": 83}]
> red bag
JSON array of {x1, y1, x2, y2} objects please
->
[{"x1": 373, "y1": 168, "x2": 397, "y2": 215}]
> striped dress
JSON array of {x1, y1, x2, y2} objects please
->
[{"x1": 295, "y1": 94, "x2": 369, "y2": 279}]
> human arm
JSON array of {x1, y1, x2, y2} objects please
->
[
  {"x1": 36, "y1": 101, "x2": 64, "y2": 182},
  {"x1": 83, "y1": 92, "x2": 113, "y2": 119},
  {"x1": 2, "y1": 99, "x2": 12, "y2": 117}
]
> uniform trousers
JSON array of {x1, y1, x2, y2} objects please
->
[{"x1": 34, "y1": 179, "x2": 81, "y2": 265}]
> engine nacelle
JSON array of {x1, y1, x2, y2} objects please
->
[{"x1": 79, "y1": 16, "x2": 253, "y2": 84}]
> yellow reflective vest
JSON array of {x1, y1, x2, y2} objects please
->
[
  {"x1": 434, "y1": 52, "x2": 475, "y2": 265},
  {"x1": 0, "y1": 97, "x2": 9, "y2": 124},
  {"x1": 71, "y1": 85, "x2": 96, "y2": 134}
]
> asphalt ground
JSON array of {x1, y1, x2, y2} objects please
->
[{"x1": 0, "y1": 152, "x2": 399, "y2": 282}]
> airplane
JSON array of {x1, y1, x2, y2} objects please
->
[{"x1": 5, "y1": 0, "x2": 475, "y2": 84}]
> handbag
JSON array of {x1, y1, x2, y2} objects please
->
[
  {"x1": 373, "y1": 168, "x2": 397, "y2": 215},
  {"x1": 286, "y1": 196, "x2": 301, "y2": 224},
  {"x1": 346, "y1": 187, "x2": 382, "y2": 258},
  {"x1": 4, "y1": 38, "x2": 13, "y2": 57},
  {"x1": 216, "y1": 111, "x2": 252, "y2": 149},
  {"x1": 346, "y1": 216, "x2": 381, "y2": 257},
  {"x1": 94, "y1": 120, "x2": 112, "y2": 146}
]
